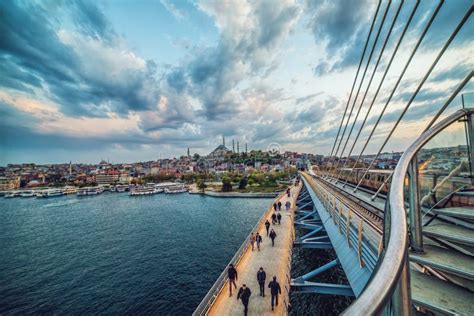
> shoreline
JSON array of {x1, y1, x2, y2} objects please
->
[{"x1": 191, "y1": 191, "x2": 279, "y2": 198}]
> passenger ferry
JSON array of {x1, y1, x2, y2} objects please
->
[
  {"x1": 4, "y1": 191, "x2": 21, "y2": 198},
  {"x1": 129, "y1": 186, "x2": 156, "y2": 196},
  {"x1": 62, "y1": 186, "x2": 77, "y2": 195},
  {"x1": 36, "y1": 189, "x2": 63, "y2": 198},
  {"x1": 164, "y1": 185, "x2": 188, "y2": 194},
  {"x1": 115, "y1": 184, "x2": 128, "y2": 193},
  {"x1": 20, "y1": 190, "x2": 35, "y2": 197},
  {"x1": 77, "y1": 188, "x2": 88, "y2": 196}
]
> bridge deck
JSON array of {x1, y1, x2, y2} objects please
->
[{"x1": 207, "y1": 185, "x2": 300, "y2": 316}]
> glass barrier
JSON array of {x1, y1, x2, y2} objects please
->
[{"x1": 416, "y1": 113, "x2": 472, "y2": 208}]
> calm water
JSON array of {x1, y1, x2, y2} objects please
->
[{"x1": 0, "y1": 193, "x2": 271, "y2": 315}]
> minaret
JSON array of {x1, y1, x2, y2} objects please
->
[
  {"x1": 232, "y1": 139, "x2": 235, "y2": 152},
  {"x1": 187, "y1": 147, "x2": 190, "y2": 157},
  {"x1": 69, "y1": 161, "x2": 72, "y2": 176},
  {"x1": 245, "y1": 143, "x2": 248, "y2": 154},
  {"x1": 223, "y1": 136, "x2": 225, "y2": 147},
  {"x1": 237, "y1": 141, "x2": 240, "y2": 154}
]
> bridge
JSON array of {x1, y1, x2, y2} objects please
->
[{"x1": 195, "y1": 2, "x2": 473, "y2": 315}]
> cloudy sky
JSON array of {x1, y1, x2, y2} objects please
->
[{"x1": 0, "y1": 0, "x2": 472, "y2": 164}]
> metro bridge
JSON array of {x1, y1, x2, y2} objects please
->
[{"x1": 194, "y1": 2, "x2": 473, "y2": 315}]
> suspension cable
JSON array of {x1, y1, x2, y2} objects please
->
[
  {"x1": 332, "y1": 0, "x2": 405, "y2": 177},
  {"x1": 345, "y1": 0, "x2": 444, "y2": 184},
  {"x1": 327, "y1": 0, "x2": 382, "y2": 167},
  {"x1": 335, "y1": 1, "x2": 420, "y2": 181},
  {"x1": 424, "y1": 71, "x2": 474, "y2": 132},
  {"x1": 354, "y1": 5, "x2": 473, "y2": 192},
  {"x1": 331, "y1": 1, "x2": 393, "y2": 167}
]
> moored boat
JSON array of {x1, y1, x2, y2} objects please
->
[{"x1": 164, "y1": 185, "x2": 188, "y2": 194}]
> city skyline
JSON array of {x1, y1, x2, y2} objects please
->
[{"x1": 1, "y1": 0, "x2": 473, "y2": 165}]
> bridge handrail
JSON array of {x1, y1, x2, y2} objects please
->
[
  {"x1": 193, "y1": 192, "x2": 285, "y2": 316},
  {"x1": 343, "y1": 109, "x2": 472, "y2": 314}
]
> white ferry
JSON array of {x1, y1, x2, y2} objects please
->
[
  {"x1": 129, "y1": 186, "x2": 156, "y2": 196},
  {"x1": 62, "y1": 186, "x2": 77, "y2": 195},
  {"x1": 115, "y1": 184, "x2": 128, "y2": 193},
  {"x1": 164, "y1": 185, "x2": 188, "y2": 194},
  {"x1": 4, "y1": 191, "x2": 21, "y2": 198},
  {"x1": 36, "y1": 189, "x2": 63, "y2": 198},
  {"x1": 20, "y1": 190, "x2": 35, "y2": 197},
  {"x1": 77, "y1": 188, "x2": 88, "y2": 196}
]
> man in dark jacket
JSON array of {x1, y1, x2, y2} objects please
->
[
  {"x1": 237, "y1": 284, "x2": 251, "y2": 316},
  {"x1": 277, "y1": 213, "x2": 282, "y2": 225},
  {"x1": 256, "y1": 232, "x2": 263, "y2": 251},
  {"x1": 269, "y1": 229, "x2": 277, "y2": 247},
  {"x1": 277, "y1": 201, "x2": 282, "y2": 211},
  {"x1": 271, "y1": 213, "x2": 277, "y2": 224},
  {"x1": 265, "y1": 219, "x2": 271, "y2": 236},
  {"x1": 256, "y1": 267, "x2": 266, "y2": 297},
  {"x1": 268, "y1": 276, "x2": 281, "y2": 311},
  {"x1": 228, "y1": 264, "x2": 238, "y2": 296}
]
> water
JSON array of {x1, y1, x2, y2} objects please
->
[{"x1": 0, "y1": 193, "x2": 271, "y2": 315}]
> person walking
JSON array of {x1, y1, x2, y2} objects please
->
[
  {"x1": 269, "y1": 229, "x2": 277, "y2": 247},
  {"x1": 286, "y1": 187, "x2": 291, "y2": 198},
  {"x1": 277, "y1": 201, "x2": 282, "y2": 211},
  {"x1": 257, "y1": 267, "x2": 266, "y2": 297},
  {"x1": 271, "y1": 213, "x2": 277, "y2": 225},
  {"x1": 228, "y1": 264, "x2": 238, "y2": 296},
  {"x1": 268, "y1": 276, "x2": 281, "y2": 311},
  {"x1": 256, "y1": 232, "x2": 263, "y2": 251},
  {"x1": 273, "y1": 203, "x2": 277, "y2": 211},
  {"x1": 285, "y1": 200, "x2": 291, "y2": 211},
  {"x1": 250, "y1": 233, "x2": 256, "y2": 251},
  {"x1": 265, "y1": 219, "x2": 270, "y2": 236},
  {"x1": 277, "y1": 213, "x2": 282, "y2": 225},
  {"x1": 237, "y1": 284, "x2": 252, "y2": 316}
]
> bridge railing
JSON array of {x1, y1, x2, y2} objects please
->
[
  {"x1": 301, "y1": 173, "x2": 382, "y2": 271},
  {"x1": 343, "y1": 109, "x2": 473, "y2": 315}
]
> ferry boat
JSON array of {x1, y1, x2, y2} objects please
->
[
  {"x1": 45, "y1": 189, "x2": 63, "y2": 198},
  {"x1": 129, "y1": 186, "x2": 156, "y2": 196},
  {"x1": 86, "y1": 187, "x2": 99, "y2": 195},
  {"x1": 62, "y1": 186, "x2": 77, "y2": 195},
  {"x1": 35, "y1": 189, "x2": 63, "y2": 198},
  {"x1": 164, "y1": 185, "x2": 188, "y2": 194},
  {"x1": 4, "y1": 191, "x2": 20, "y2": 198},
  {"x1": 115, "y1": 184, "x2": 128, "y2": 193},
  {"x1": 77, "y1": 188, "x2": 88, "y2": 196},
  {"x1": 20, "y1": 190, "x2": 35, "y2": 197}
]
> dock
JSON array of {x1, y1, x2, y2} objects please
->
[{"x1": 194, "y1": 184, "x2": 301, "y2": 315}]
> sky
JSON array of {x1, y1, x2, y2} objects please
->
[{"x1": 0, "y1": 0, "x2": 473, "y2": 164}]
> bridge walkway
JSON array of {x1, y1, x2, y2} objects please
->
[{"x1": 207, "y1": 184, "x2": 301, "y2": 316}]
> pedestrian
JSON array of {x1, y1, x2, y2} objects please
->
[
  {"x1": 268, "y1": 276, "x2": 281, "y2": 311},
  {"x1": 273, "y1": 203, "x2": 277, "y2": 211},
  {"x1": 271, "y1": 213, "x2": 277, "y2": 224},
  {"x1": 277, "y1": 201, "x2": 282, "y2": 211},
  {"x1": 285, "y1": 200, "x2": 291, "y2": 211},
  {"x1": 228, "y1": 264, "x2": 238, "y2": 297},
  {"x1": 286, "y1": 188, "x2": 291, "y2": 197},
  {"x1": 257, "y1": 267, "x2": 266, "y2": 297},
  {"x1": 277, "y1": 213, "x2": 282, "y2": 225},
  {"x1": 237, "y1": 284, "x2": 252, "y2": 316},
  {"x1": 269, "y1": 229, "x2": 277, "y2": 247},
  {"x1": 250, "y1": 232, "x2": 256, "y2": 251},
  {"x1": 265, "y1": 219, "x2": 270, "y2": 236},
  {"x1": 256, "y1": 232, "x2": 263, "y2": 251}
]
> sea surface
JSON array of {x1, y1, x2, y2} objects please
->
[{"x1": 0, "y1": 193, "x2": 271, "y2": 315}]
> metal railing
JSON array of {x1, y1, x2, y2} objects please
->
[
  {"x1": 342, "y1": 109, "x2": 473, "y2": 315},
  {"x1": 193, "y1": 189, "x2": 293, "y2": 316}
]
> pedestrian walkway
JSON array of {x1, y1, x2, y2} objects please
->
[{"x1": 208, "y1": 184, "x2": 301, "y2": 316}]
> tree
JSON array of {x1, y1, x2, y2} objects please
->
[
  {"x1": 238, "y1": 177, "x2": 248, "y2": 190},
  {"x1": 196, "y1": 178, "x2": 207, "y2": 192},
  {"x1": 221, "y1": 176, "x2": 232, "y2": 192}
]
